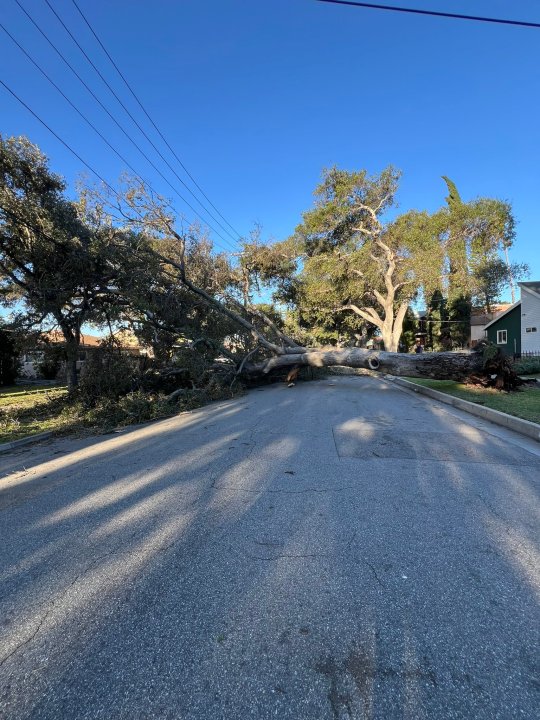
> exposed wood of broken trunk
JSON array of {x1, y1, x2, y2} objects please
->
[{"x1": 244, "y1": 348, "x2": 485, "y2": 382}]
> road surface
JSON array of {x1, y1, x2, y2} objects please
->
[{"x1": 1, "y1": 375, "x2": 539, "y2": 719}]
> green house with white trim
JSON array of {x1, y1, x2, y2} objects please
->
[{"x1": 484, "y1": 301, "x2": 521, "y2": 356}]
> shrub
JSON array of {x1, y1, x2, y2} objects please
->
[
  {"x1": 37, "y1": 344, "x2": 65, "y2": 380},
  {"x1": 78, "y1": 345, "x2": 138, "y2": 406},
  {"x1": 513, "y1": 357, "x2": 540, "y2": 375},
  {"x1": 80, "y1": 391, "x2": 174, "y2": 429}
]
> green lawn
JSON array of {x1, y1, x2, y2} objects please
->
[
  {"x1": 0, "y1": 382, "x2": 237, "y2": 445},
  {"x1": 406, "y1": 378, "x2": 540, "y2": 424},
  {"x1": 0, "y1": 385, "x2": 71, "y2": 442},
  {"x1": 0, "y1": 384, "x2": 67, "y2": 406}
]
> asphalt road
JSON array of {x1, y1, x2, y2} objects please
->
[{"x1": 1, "y1": 375, "x2": 539, "y2": 720}]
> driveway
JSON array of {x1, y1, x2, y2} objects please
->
[{"x1": 1, "y1": 376, "x2": 539, "y2": 719}]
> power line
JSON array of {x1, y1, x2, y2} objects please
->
[
  {"x1": 1, "y1": 23, "x2": 146, "y2": 191},
  {"x1": 0, "y1": 78, "x2": 231, "y2": 257},
  {"x1": 0, "y1": 20, "x2": 230, "y2": 250},
  {"x1": 0, "y1": 79, "x2": 117, "y2": 195},
  {"x1": 12, "y1": 0, "x2": 237, "y2": 252},
  {"x1": 42, "y1": 0, "x2": 242, "y2": 245},
  {"x1": 70, "y1": 0, "x2": 244, "y2": 241},
  {"x1": 316, "y1": 0, "x2": 540, "y2": 29}
]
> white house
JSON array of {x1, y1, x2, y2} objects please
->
[{"x1": 519, "y1": 282, "x2": 540, "y2": 353}]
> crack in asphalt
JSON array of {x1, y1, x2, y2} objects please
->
[
  {"x1": 211, "y1": 483, "x2": 359, "y2": 494},
  {"x1": 362, "y1": 558, "x2": 386, "y2": 588},
  {"x1": 0, "y1": 511, "x2": 186, "y2": 668},
  {"x1": 0, "y1": 601, "x2": 55, "y2": 669},
  {"x1": 240, "y1": 531, "x2": 359, "y2": 562}
]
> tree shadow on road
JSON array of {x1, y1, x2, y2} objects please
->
[{"x1": 0, "y1": 377, "x2": 539, "y2": 719}]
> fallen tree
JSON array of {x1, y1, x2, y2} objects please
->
[
  {"x1": 148, "y1": 241, "x2": 509, "y2": 386},
  {"x1": 153, "y1": 248, "x2": 517, "y2": 387},
  {"x1": 84, "y1": 178, "x2": 520, "y2": 392},
  {"x1": 243, "y1": 347, "x2": 485, "y2": 381}
]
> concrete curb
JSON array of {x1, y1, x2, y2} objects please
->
[
  {"x1": 385, "y1": 377, "x2": 540, "y2": 443},
  {"x1": 0, "y1": 431, "x2": 54, "y2": 454}
]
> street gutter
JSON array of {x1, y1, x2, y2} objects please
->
[
  {"x1": 0, "y1": 431, "x2": 54, "y2": 454},
  {"x1": 383, "y1": 376, "x2": 540, "y2": 443}
]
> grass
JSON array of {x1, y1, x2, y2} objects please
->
[
  {"x1": 0, "y1": 385, "x2": 72, "y2": 443},
  {"x1": 0, "y1": 383, "x2": 243, "y2": 444},
  {"x1": 406, "y1": 378, "x2": 540, "y2": 424},
  {"x1": 0, "y1": 384, "x2": 67, "y2": 407}
]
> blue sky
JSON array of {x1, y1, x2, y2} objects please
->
[{"x1": 2, "y1": 0, "x2": 539, "y2": 286}]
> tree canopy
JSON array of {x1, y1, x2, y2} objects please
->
[
  {"x1": 285, "y1": 167, "x2": 518, "y2": 351},
  {"x1": 0, "y1": 135, "x2": 524, "y2": 394}
]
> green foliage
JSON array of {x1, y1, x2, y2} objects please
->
[
  {"x1": 297, "y1": 165, "x2": 401, "y2": 257},
  {"x1": 426, "y1": 290, "x2": 448, "y2": 351},
  {"x1": 472, "y1": 257, "x2": 528, "y2": 312},
  {"x1": 482, "y1": 343, "x2": 501, "y2": 365},
  {"x1": 1, "y1": 136, "x2": 246, "y2": 391},
  {"x1": 37, "y1": 343, "x2": 65, "y2": 380},
  {"x1": 289, "y1": 168, "x2": 515, "y2": 353},
  {"x1": 399, "y1": 308, "x2": 418, "y2": 352},
  {"x1": 238, "y1": 225, "x2": 299, "y2": 308},
  {"x1": 292, "y1": 167, "x2": 443, "y2": 350},
  {"x1": 0, "y1": 136, "x2": 156, "y2": 387},
  {"x1": 442, "y1": 176, "x2": 462, "y2": 209},
  {"x1": 81, "y1": 390, "x2": 173, "y2": 428},
  {"x1": 448, "y1": 295, "x2": 471, "y2": 349},
  {"x1": 77, "y1": 344, "x2": 138, "y2": 407},
  {"x1": 513, "y1": 357, "x2": 540, "y2": 375},
  {"x1": 1, "y1": 377, "x2": 243, "y2": 443}
]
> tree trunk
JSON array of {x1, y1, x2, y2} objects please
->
[
  {"x1": 244, "y1": 347, "x2": 485, "y2": 382},
  {"x1": 64, "y1": 340, "x2": 79, "y2": 391},
  {"x1": 57, "y1": 320, "x2": 81, "y2": 392},
  {"x1": 147, "y1": 247, "x2": 514, "y2": 388}
]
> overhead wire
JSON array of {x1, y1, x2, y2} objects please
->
[
  {"x1": 69, "y1": 0, "x2": 243, "y2": 240},
  {"x1": 42, "y1": 0, "x2": 242, "y2": 245},
  {"x1": 0, "y1": 21, "x2": 233, "y2": 254},
  {"x1": 316, "y1": 0, "x2": 540, "y2": 29},
  {"x1": 0, "y1": 79, "x2": 224, "y2": 330},
  {"x1": 11, "y1": 0, "x2": 238, "y2": 252},
  {"x1": 0, "y1": 77, "x2": 234, "y2": 300},
  {"x1": 0, "y1": 76, "x2": 229, "y2": 256},
  {"x1": 1, "y1": 23, "x2": 159, "y2": 200},
  {"x1": 0, "y1": 79, "x2": 118, "y2": 196}
]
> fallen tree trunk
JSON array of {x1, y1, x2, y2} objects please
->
[
  {"x1": 244, "y1": 348, "x2": 485, "y2": 382},
  {"x1": 148, "y1": 245, "x2": 517, "y2": 389}
]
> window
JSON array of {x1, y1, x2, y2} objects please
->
[
  {"x1": 496, "y1": 329, "x2": 507, "y2": 344},
  {"x1": 525, "y1": 327, "x2": 537, "y2": 333}
]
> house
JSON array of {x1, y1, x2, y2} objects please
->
[
  {"x1": 519, "y1": 281, "x2": 540, "y2": 353},
  {"x1": 470, "y1": 304, "x2": 512, "y2": 347},
  {"x1": 484, "y1": 302, "x2": 521, "y2": 356},
  {"x1": 20, "y1": 331, "x2": 149, "y2": 379},
  {"x1": 482, "y1": 281, "x2": 540, "y2": 357}
]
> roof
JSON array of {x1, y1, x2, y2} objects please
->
[
  {"x1": 470, "y1": 303, "x2": 513, "y2": 326},
  {"x1": 519, "y1": 281, "x2": 540, "y2": 299},
  {"x1": 41, "y1": 331, "x2": 143, "y2": 350},
  {"x1": 483, "y1": 301, "x2": 521, "y2": 330}
]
